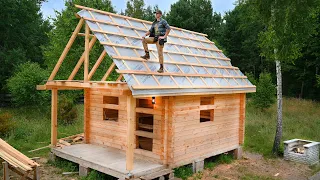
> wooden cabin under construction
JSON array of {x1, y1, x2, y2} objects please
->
[{"x1": 38, "y1": 5, "x2": 256, "y2": 179}]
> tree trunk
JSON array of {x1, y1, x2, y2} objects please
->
[
  {"x1": 272, "y1": 59, "x2": 283, "y2": 155},
  {"x1": 299, "y1": 67, "x2": 306, "y2": 99}
]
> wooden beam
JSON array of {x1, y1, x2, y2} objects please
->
[
  {"x1": 210, "y1": 97, "x2": 215, "y2": 121},
  {"x1": 84, "y1": 89, "x2": 90, "y2": 143},
  {"x1": 48, "y1": 18, "x2": 84, "y2": 81},
  {"x1": 0, "y1": 139, "x2": 39, "y2": 167},
  {"x1": 68, "y1": 36, "x2": 97, "y2": 80},
  {"x1": 51, "y1": 89, "x2": 58, "y2": 146},
  {"x1": 33, "y1": 166, "x2": 40, "y2": 180},
  {"x1": 163, "y1": 98, "x2": 169, "y2": 164},
  {"x1": 132, "y1": 85, "x2": 255, "y2": 90},
  {"x1": 88, "y1": 18, "x2": 209, "y2": 44},
  {"x1": 111, "y1": 56, "x2": 237, "y2": 70},
  {"x1": 89, "y1": 50, "x2": 107, "y2": 80},
  {"x1": 199, "y1": 104, "x2": 216, "y2": 110},
  {"x1": 37, "y1": 84, "x2": 83, "y2": 90},
  {"x1": 101, "y1": 62, "x2": 116, "y2": 81},
  {"x1": 89, "y1": 28, "x2": 219, "y2": 52},
  {"x1": 84, "y1": 23, "x2": 90, "y2": 82},
  {"x1": 116, "y1": 74, "x2": 123, "y2": 82},
  {"x1": 2, "y1": 162, "x2": 9, "y2": 180},
  {"x1": 102, "y1": 42, "x2": 230, "y2": 61},
  {"x1": 135, "y1": 107, "x2": 162, "y2": 115},
  {"x1": 74, "y1": 4, "x2": 208, "y2": 37},
  {"x1": 126, "y1": 96, "x2": 136, "y2": 171},
  {"x1": 36, "y1": 85, "x2": 46, "y2": 90},
  {"x1": 90, "y1": 25, "x2": 212, "y2": 46},
  {"x1": 7, "y1": 165, "x2": 33, "y2": 180},
  {"x1": 138, "y1": 123, "x2": 153, "y2": 130},
  {"x1": 133, "y1": 89, "x2": 255, "y2": 98},
  {"x1": 44, "y1": 81, "x2": 129, "y2": 90},
  {"x1": 116, "y1": 69, "x2": 247, "y2": 79},
  {"x1": 78, "y1": 33, "x2": 94, "y2": 37},
  {"x1": 135, "y1": 130, "x2": 154, "y2": 139}
]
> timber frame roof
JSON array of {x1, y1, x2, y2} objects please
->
[{"x1": 39, "y1": 5, "x2": 256, "y2": 97}]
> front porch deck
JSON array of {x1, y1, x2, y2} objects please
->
[{"x1": 51, "y1": 144, "x2": 166, "y2": 179}]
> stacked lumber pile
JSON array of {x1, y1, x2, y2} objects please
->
[
  {"x1": 28, "y1": 133, "x2": 84, "y2": 153},
  {"x1": 0, "y1": 138, "x2": 39, "y2": 179},
  {"x1": 57, "y1": 133, "x2": 84, "y2": 148}
]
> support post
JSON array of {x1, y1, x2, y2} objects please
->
[
  {"x1": 2, "y1": 162, "x2": 9, "y2": 180},
  {"x1": 126, "y1": 96, "x2": 136, "y2": 171},
  {"x1": 192, "y1": 159, "x2": 204, "y2": 173},
  {"x1": 163, "y1": 97, "x2": 169, "y2": 164},
  {"x1": 79, "y1": 165, "x2": 90, "y2": 177},
  {"x1": 233, "y1": 146, "x2": 243, "y2": 160},
  {"x1": 33, "y1": 166, "x2": 40, "y2": 180},
  {"x1": 84, "y1": 23, "x2": 90, "y2": 82},
  {"x1": 48, "y1": 18, "x2": 84, "y2": 81},
  {"x1": 51, "y1": 89, "x2": 58, "y2": 146},
  {"x1": 48, "y1": 152, "x2": 56, "y2": 162},
  {"x1": 84, "y1": 89, "x2": 90, "y2": 143},
  {"x1": 239, "y1": 93, "x2": 246, "y2": 145}
]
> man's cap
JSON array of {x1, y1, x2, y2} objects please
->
[{"x1": 153, "y1": 10, "x2": 162, "y2": 14}]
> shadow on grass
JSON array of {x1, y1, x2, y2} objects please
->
[{"x1": 48, "y1": 157, "x2": 116, "y2": 180}]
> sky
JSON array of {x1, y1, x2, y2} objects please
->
[{"x1": 41, "y1": 0, "x2": 236, "y2": 20}]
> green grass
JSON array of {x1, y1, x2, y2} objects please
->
[
  {"x1": 81, "y1": 170, "x2": 115, "y2": 180},
  {"x1": 47, "y1": 157, "x2": 79, "y2": 173},
  {"x1": 244, "y1": 97, "x2": 320, "y2": 157},
  {"x1": 174, "y1": 165, "x2": 194, "y2": 180},
  {"x1": 0, "y1": 105, "x2": 84, "y2": 157},
  {"x1": 47, "y1": 157, "x2": 115, "y2": 179},
  {"x1": 175, "y1": 154, "x2": 234, "y2": 179},
  {"x1": 204, "y1": 154, "x2": 234, "y2": 171}
]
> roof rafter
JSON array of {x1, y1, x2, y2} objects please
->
[{"x1": 40, "y1": 5, "x2": 256, "y2": 96}]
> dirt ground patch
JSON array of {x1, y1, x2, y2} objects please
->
[
  {"x1": 38, "y1": 158, "x2": 79, "y2": 180},
  {"x1": 192, "y1": 152, "x2": 315, "y2": 180},
  {"x1": 1, "y1": 152, "x2": 318, "y2": 180}
]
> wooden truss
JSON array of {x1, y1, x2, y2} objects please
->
[{"x1": 39, "y1": 4, "x2": 255, "y2": 92}]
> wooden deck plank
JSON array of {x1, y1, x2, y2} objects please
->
[{"x1": 52, "y1": 144, "x2": 165, "y2": 178}]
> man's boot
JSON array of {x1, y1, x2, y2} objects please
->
[
  {"x1": 140, "y1": 51, "x2": 150, "y2": 60},
  {"x1": 157, "y1": 64, "x2": 164, "y2": 73}
]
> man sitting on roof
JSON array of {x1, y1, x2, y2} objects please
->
[{"x1": 140, "y1": 10, "x2": 171, "y2": 73}]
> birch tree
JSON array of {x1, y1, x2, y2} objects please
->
[{"x1": 254, "y1": 0, "x2": 319, "y2": 155}]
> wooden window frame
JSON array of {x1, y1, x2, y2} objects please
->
[
  {"x1": 200, "y1": 97, "x2": 214, "y2": 123},
  {"x1": 103, "y1": 96, "x2": 119, "y2": 122}
]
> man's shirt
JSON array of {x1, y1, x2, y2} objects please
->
[{"x1": 149, "y1": 18, "x2": 171, "y2": 41}]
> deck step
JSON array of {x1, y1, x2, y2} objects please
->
[{"x1": 140, "y1": 169, "x2": 173, "y2": 180}]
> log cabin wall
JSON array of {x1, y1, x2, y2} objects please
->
[
  {"x1": 84, "y1": 87, "x2": 246, "y2": 167},
  {"x1": 85, "y1": 88, "x2": 167, "y2": 163},
  {"x1": 85, "y1": 87, "x2": 131, "y2": 150},
  {"x1": 170, "y1": 93, "x2": 245, "y2": 167}
]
